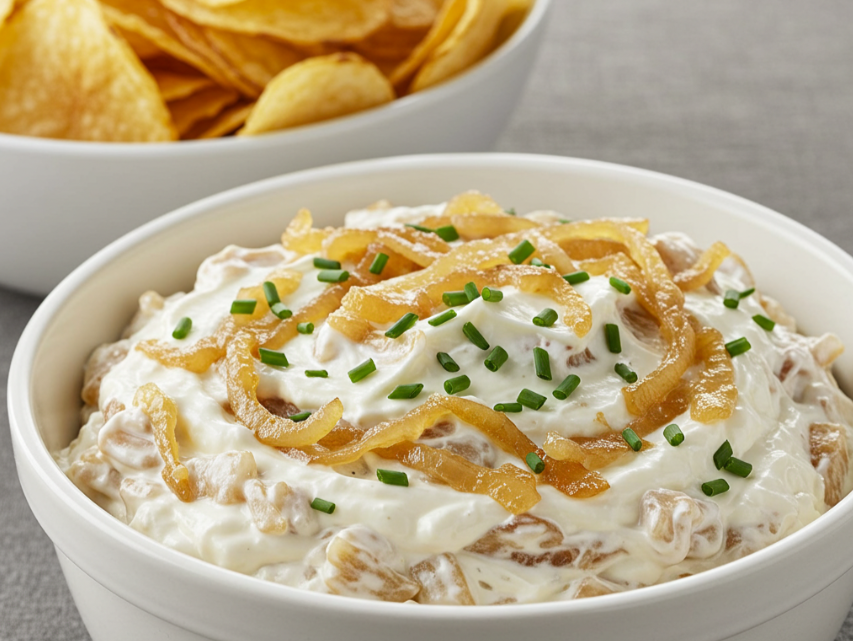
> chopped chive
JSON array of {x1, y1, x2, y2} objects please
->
[
  {"x1": 484, "y1": 346, "x2": 509, "y2": 372},
  {"x1": 317, "y1": 269, "x2": 349, "y2": 283},
  {"x1": 369, "y1": 252, "x2": 389, "y2": 275},
  {"x1": 525, "y1": 452, "x2": 545, "y2": 474},
  {"x1": 740, "y1": 287, "x2": 755, "y2": 299},
  {"x1": 436, "y1": 352, "x2": 460, "y2": 372},
  {"x1": 724, "y1": 457, "x2": 753, "y2": 478},
  {"x1": 558, "y1": 218, "x2": 572, "y2": 224},
  {"x1": 348, "y1": 358, "x2": 376, "y2": 383},
  {"x1": 442, "y1": 290, "x2": 469, "y2": 307},
  {"x1": 553, "y1": 374, "x2": 581, "y2": 400},
  {"x1": 464, "y1": 281, "x2": 480, "y2": 302},
  {"x1": 508, "y1": 239, "x2": 535, "y2": 265},
  {"x1": 753, "y1": 314, "x2": 776, "y2": 331},
  {"x1": 310, "y1": 498, "x2": 335, "y2": 514},
  {"x1": 605, "y1": 323, "x2": 622, "y2": 353},
  {"x1": 530, "y1": 258, "x2": 550, "y2": 268},
  {"x1": 663, "y1": 423, "x2": 684, "y2": 446},
  {"x1": 533, "y1": 347, "x2": 552, "y2": 381},
  {"x1": 701, "y1": 479, "x2": 730, "y2": 497},
  {"x1": 533, "y1": 308, "x2": 558, "y2": 327},
  {"x1": 428, "y1": 309, "x2": 457, "y2": 326},
  {"x1": 494, "y1": 402, "x2": 523, "y2": 412},
  {"x1": 713, "y1": 440, "x2": 733, "y2": 470},
  {"x1": 270, "y1": 302, "x2": 292, "y2": 319},
  {"x1": 435, "y1": 225, "x2": 459, "y2": 242},
  {"x1": 609, "y1": 277, "x2": 632, "y2": 295},
  {"x1": 388, "y1": 383, "x2": 424, "y2": 400},
  {"x1": 462, "y1": 321, "x2": 490, "y2": 350},
  {"x1": 262, "y1": 281, "x2": 280, "y2": 306},
  {"x1": 385, "y1": 312, "x2": 418, "y2": 339},
  {"x1": 313, "y1": 257, "x2": 341, "y2": 270},
  {"x1": 172, "y1": 317, "x2": 192, "y2": 339},
  {"x1": 405, "y1": 223, "x2": 433, "y2": 233},
  {"x1": 563, "y1": 271, "x2": 590, "y2": 285},
  {"x1": 290, "y1": 411, "x2": 311, "y2": 422},
  {"x1": 723, "y1": 289, "x2": 741, "y2": 309},
  {"x1": 258, "y1": 348, "x2": 289, "y2": 368},
  {"x1": 622, "y1": 428, "x2": 642, "y2": 452},
  {"x1": 444, "y1": 375, "x2": 471, "y2": 395},
  {"x1": 230, "y1": 299, "x2": 257, "y2": 315},
  {"x1": 615, "y1": 363, "x2": 638, "y2": 383},
  {"x1": 297, "y1": 322, "x2": 314, "y2": 334},
  {"x1": 305, "y1": 369, "x2": 328, "y2": 378},
  {"x1": 725, "y1": 337, "x2": 751, "y2": 357},
  {"x1": 482, "y1": 287, "x2": 503, "y2": 302},
  {"x1": 504, "y1": 207, "x2": 516, "y2": 216},
  {"x1": 376, "y1": 469, "x2": 409, "y2": 486},
  {"x1": 517, "y1": 388, "x2": 546, "y2": 410}
]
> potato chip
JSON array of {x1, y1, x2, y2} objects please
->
[
  {"x1": 239, "y1": 53, "x2": 394, "y2": 136},
  {"x1": 204, "y1": 28, "x2": 303, "y2": 90},
  {"x1": 159, "y1": 0, "x2": 392, "y2": 47},
  {"x1": 494, "y1": 0, "x2": 532, "y2": 47},
  {"x1": 0, "y1": 0, "x2": 176, "y2": 141},
  {"x1": 389, "y1": 0, "x2": 466, "y2": 87},
  {"x1": 184, "y1": 101, "x2": 253, "y2": 139},
  {"x1": 152, "y1": 69, "x2": 215, "y2": 101},
  {"x1": 0, "y1": 0, "x2": 15, "y2": 28},
  {"x1": 391, "y1": 0, "x2": 442, "y2": 30},
  {"x1": 411, "y1": 0, "x2": 509, "y2": 92},
  {"x1": 169, "y1": 85, "x2": 239, "y2": 136},
  {"x1": 114, "y1": 23, "x2": 164, "y2": 59}
]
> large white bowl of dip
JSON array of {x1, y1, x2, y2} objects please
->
[{"x1": 9, "y1": 153, "x2": 853, "y2": 641}]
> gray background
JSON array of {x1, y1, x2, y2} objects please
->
[{"x1": 2, "y1": 0, "x2": 853, "y2": 638}]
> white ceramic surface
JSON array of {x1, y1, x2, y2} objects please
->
[
  {"x1": 0, "y1": 0, "x2": 550, "y2": 295},
  {"x1": 9, "y1": 154, "x2": 853, "y2": 641}
]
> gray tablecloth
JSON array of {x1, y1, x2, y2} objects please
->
[{"x1": 2, "y1": 0, "x2": 853, "y2": 638}]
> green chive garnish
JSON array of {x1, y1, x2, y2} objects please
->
[
  {"x1": 297, "y1": 322, "x2": 314, "y2": 334},
  {"x1": 406, "y1": 223, "x2": 433, "y2": 234},
  {"x1": 310, "y1": 498, "x2": 335, "y2": 514},
  {"x1": 462, "y1": 322, "x2": 490, "y2": 350},
  {"x1": 369, "y1": 252, "x2": 389, "y2": 275},
  {"x1": 385, "y1": 312, "x2": 418, "y2": 339},
  {"x1": 313, "y1": 257, "x2": 341, "y2": 270},
  {"x1": 525, "y1": 452, "x2": 545, "y2": 474},
  {"x1": 702, "y1": 479, "x2": 730, "y2": 497},
  {"x1": 263, "y1": 281, "x2": 280, "y2": 306},
  {"x1": 444, "y1": 375, "x2": 471, "y2": 395},
  {"x1": 615, "y1": 363, "x2": 638, "y2": 383},
  {"x1": 428, "y1": 309, "x2": 457, "y2": 326},
  {"x1": 740, "y1": 287, "x2": 755, "y2": 299},
  {"x1": 376, "y1": 469, "x2": 409, "y2": 486},
  {"x1": 270, "y1": 302, "x2": 292, "y2": 319},
  {"x1": 563, "y1": 271, "x2": 590, "y2": 285},
  {"x1": 558, "y1": 218, "x2": 571, "y2": 224},
  {"x1": 724, "y1": 457, "x2": 752, "y2": 478},
  {"x1": 725, "y1": 337, "x2": 751, "y2": 357},
  {"x1": 505, "y1": 207, "x2": 516, "y2": 216},
  {"x1": 172, "y1": 317, "x2": 192, "y2": 339},
  {"x1": 494, "y1": 402, "x2": 523, "y2": 412},
  {"x1": 622, "y1": 428, "x2": 642, "y2": 452},
  {"x1": 723, "y1": 289, "x2": 741, "y2": 309},
  {"x1": 435, "y1": 225, "x2": 459, "y2": 242},
  {"x1": 713, "y1": 440, "x2": 733, "y2": 470},
  {"x1": 663, "y1": 423, "x2": 684, "y2": 446},
  {"x1": 442, "y1": 291, "x2": 469, "y2": 307},
  {"x1": 317, "y1": 269, "x2": 349, "y2": 283},
  {"x1": 530, "y1": 258, "x2": 550, "y2": 268},
  {"x1": 464, "y1": 281, "x2": 480, "y2": 302},
  {"x1": 348, "y1": 358, "x2": 376, "y2": 383},
  {"x1": 230, "y1": 299, "x2": 257, "y2": 314},
  {"x1": 533, "y1": 347, "x2": 552, "y2": 380},
  {"x1": 305, "y1": 369, "x2": 328, "y2": 378},
  {"x1": 753, "y1": 314, "x2": 775, "y2": 331},
  {"x1": 533, "y1": 308, "x2": 558, "y2": 327},
  {"x1": 482, "y1": 287, "x2": 503, "y2": 302},
  {"x1": 605, "y1": 323, "x2": 622, "y2": 353},
  {"x1": 388, "y1": 383, "x2": 424, "y2": 400},
  {"x1": 517, "y1": 388, "x2": 546, "y2": 410},
  {"x1": 609, "y1": 277, "x2": 632, "y2": 295},
  {"x1": 484, "y1": 346, "x2": 509, "y2": 372},
  {"x1": 553, "y1": 374, "x2": 580, "y2": 400},
  {"x1": 508, "y1": 239, "x2": 535, "y2": 264},
  {"x1": 258, "y1": 348, "x2": 289, "y2": 368},
  {"x1": 437, "y1": 352, "x2": 460, "y2": 372},
  {"x1": 290, "y1": 411, "x2": 311, "y2": 422}
]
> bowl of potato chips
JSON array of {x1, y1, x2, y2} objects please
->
[{"x1": 0, "y1": 0, "x2": 549, "y2": 294}]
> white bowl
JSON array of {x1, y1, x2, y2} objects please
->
[
  {"x1": 9, "y1": 153, "x2": 853, "y2": 641},
  {"x1": 0, "y1": 0, "x2": 551, "y2": 296}
]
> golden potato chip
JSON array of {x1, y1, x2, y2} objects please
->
[
  {"x1": 391, "y1": 0, "x2": 442, "y2": 30},
  {"x1": 494, "y1": 0, "x2": 532, "y2": 47},
  {"x1": 169, "y1": 85, "x2": 239, "y2": 136},
  {"x1": 0, "y1": 0, "x2": 176, "y2": 141},
  {"x1": 159, "y1": 0, "x2": 392, "y2": 46},
  {"x1": 239, "y1": 53, "x2": 394, "y2": 136},
  {"x1": 152, "y1": 69, "x2": 216, "y2": 101},
  {"x1": 204, "y1": 29, "x2": 303, "y2": 90},
  {"x1": 184, "y1": 101, "x2": 254, "y2": 139},
  {"x1": 389, "y1": 0, "x2": 466, "y2": 86},
  {"x1": 114, "y1": 23, "x2": 164, "y2": 59},
  {"x1": 411, "y1": 0, "x2": 509, "y2": 92},
  {"x1": 0, "y1": 0, "x2": 14, "y2": 28}
]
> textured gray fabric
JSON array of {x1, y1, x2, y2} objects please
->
[{"x1": 2, "y1": 0, "x2": 853, "y2": 638}]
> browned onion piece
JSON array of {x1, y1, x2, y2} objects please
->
[
  {"x1": 674, "y1": 241, "x2": 731, "y2": 291},
  {"x1": 690, "y1": 327, "x2": 737, "y2": 422}
]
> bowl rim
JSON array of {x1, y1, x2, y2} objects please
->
[
  {"x1": 10, "y1": 152, "x2": 853, "y2": 623},
  {"x1": 0, "y1": 0, "x2": 551, "y2": 155}
]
